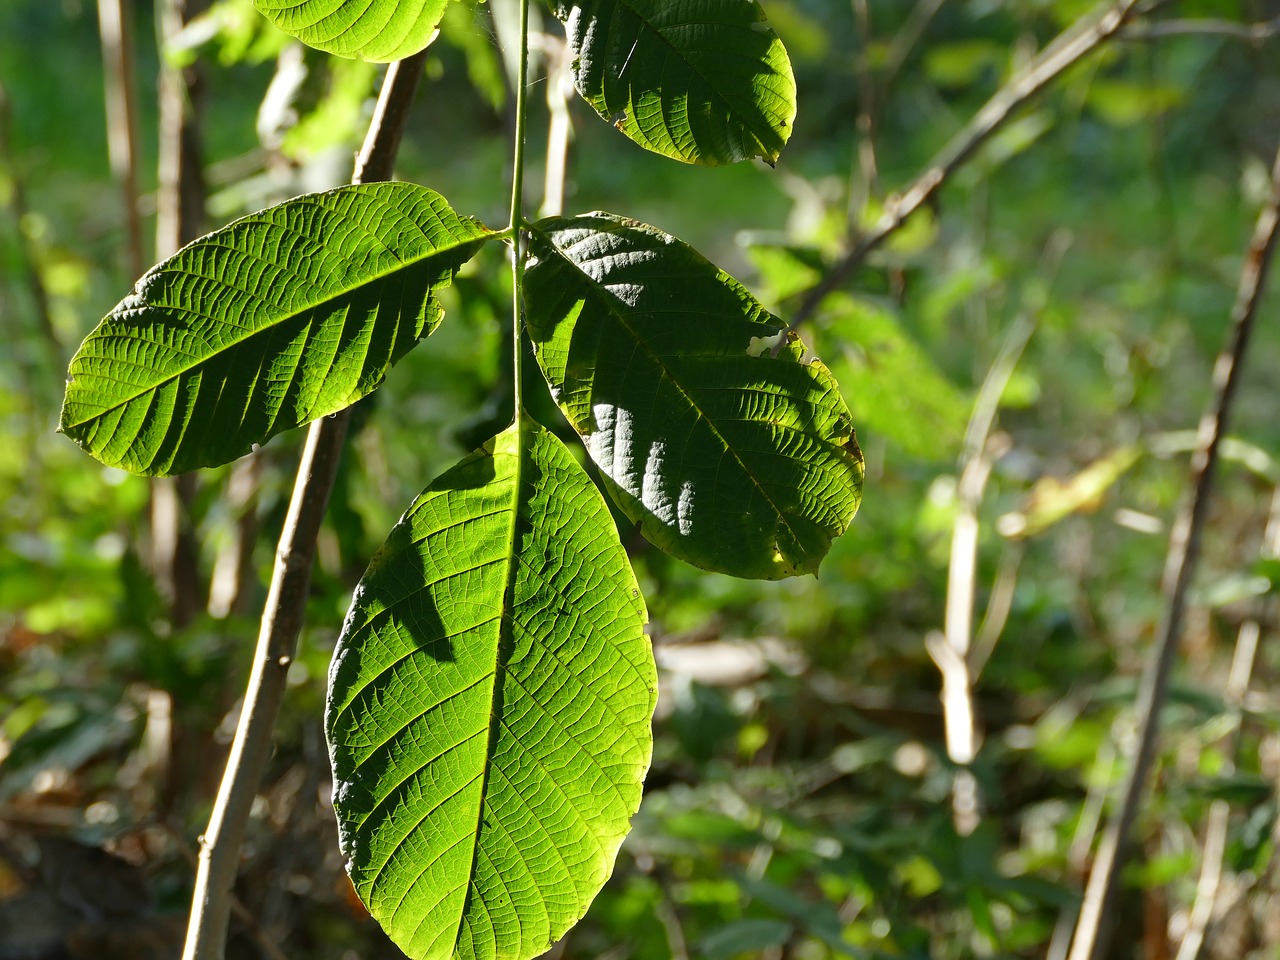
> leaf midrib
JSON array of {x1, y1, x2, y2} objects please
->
[
  {"x1": 64, "y1": 219, "x2": 484, "y2": 431},
  {"x1": 452, "y1": 423, "x2": 525, "y2": 957},
  {"x1": 533, "y1": 222, "x2": 810, "y2": 571}
]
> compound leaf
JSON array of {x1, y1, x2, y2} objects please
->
[
  {"x1": 553, "y1": 0, "x2": 796, "y2": 166},
  {"x1": 60, "y1": 183, "x2": 491, "y2": 476},
  {"x1": 252, "y1": 0, "x2": 449, "y2": 61},
  {"x1": 327, "y1": 418, "x2": 655, "y2": 960},
  {"x1": 524, "y1": 213, "x2": 863, "y2": 580}
]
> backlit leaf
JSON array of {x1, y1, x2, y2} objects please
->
[
  {"x1": 524, "y1": 212, "x2": 863, "y2": 580},
  {"x1": 327, "y1": 418, "x2": 655, "y2": 960},
  {"x1": 60, "y1": 183, "x2": 491, "y2": 476},
  {"x1": 252, "y1": 0, "x2": 449, "y2": 61},
  {"x1": 553, "y1": 0, "x2": 796, "y2": 166}
]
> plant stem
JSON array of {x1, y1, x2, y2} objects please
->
[
  {"x1": 1066, "y1": 143, "x2": 1280, "y2": 960},
  {"x1": 509, "y1": 0, "x2": 531, "y2": 421},
  {"x1": 180, "y1": 49, "x2": 428, "y2": 960},
  {"x1": 95, "y1": 0, "x2": 145, "y2": 280},
  {"x1": 153, "y1": 0, "x2": 208, "y2": 638},
  {"x1": 1176, "y1": 491, "x2": 1280, "y2": 960}
]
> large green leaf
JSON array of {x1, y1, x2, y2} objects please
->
[
  {"x1": 523, "y1": 213, "x2": 863, "y2": 580},
  {"x1": 327, "y1": 418, "x2": 655, "y2": 960},
  {"x1": 553, "y1": 0, "x2": 796, "y2": 166},
  {"x1": 60, "y1": 183, "x2": 491, "y2": 476},
  {"x1": 252, "y1": 0, "x2": 448, "y2": 61}
]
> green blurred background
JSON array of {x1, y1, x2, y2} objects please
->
[{"x1": 3, "y1": 0, "x2": 1280, "y2": 957}]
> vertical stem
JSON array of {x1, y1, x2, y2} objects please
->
[
  {"x1": 509, "y1": 0, "x2": 531, "y2": 421},
  {"x1": 155, "y1": 0, "x2": 208, "y2": 261},
  {"x1": 0, "y1": 83, "x2": 61, "y2": 373},
  {"x1": 181, "y1": 49, "x2": 428, "y2": 960},
  {"x1": 1067, "y1": 144, "x2": 1280, "y2": 960},
  {"x1": 541, "y1": 36, "x2": 573, "y2": 219},
  {"x1": 96, "y1": 0, "x2": 145, "y2": 280}
]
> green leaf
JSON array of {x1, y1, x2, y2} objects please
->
[
  {"x1": 60, "y1": 183, "x2": 491, "y2": 477},
  {"x1": 251, "y1": 0, "x2": 448, "y2": 61},
  {"x1": 552, "y1": 0, "x2": 796, "y2": 166},
  {"x1": 523, "y1": 213, "x2": 863, "y2": 580},
  {"x1": 327, "y1": 418, "x2": 655, "y2": 960}
]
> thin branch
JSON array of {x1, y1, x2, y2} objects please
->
[
  {"x1": 1174, "y1": 486, "x2": 1280, "y2": 960},
  {"x1": 96, "y1": 0, "x2": 146, "y2": 280},
  {"x1": 539, "y1": 32, "x2": 573, "y2": 219},
  {"x1": 881, "y1": 0, "x2": 947, "y2": 93},
  {"x1": 781, "y1": 0, "x2": 1159, "y2": 343},
  {"x1": 1067, "y1": 143, "x2": 1280, "y2": 960},
  {"x1": 181, "y1": 49, "x2": 429, "y2": 960},
  {"x1": 848, "y1": 0, "x2": 879, "y2": 216},
  {"x1": 1120, "y1": 16, "x2": 1280, "y2": 43},
  {"x1": 926, "y1": 314, "x2": 1031, "y2": 834}
]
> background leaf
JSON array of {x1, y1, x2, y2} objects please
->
[
  {"x1": 524, "y1": 213, "x2": 863, "y2": 579},
  {"x1": 327, "y1": 418, "x2": 655, "y2": 960},
  {"x1": 60, "y1": 183, "x2": 491, "y2": 476},
  {"x1": 552, "y1": 0, "x2": 796, "y2": 166},
  {"x1": 251, "y1": 0, "x2": 449, "y2": 62}
]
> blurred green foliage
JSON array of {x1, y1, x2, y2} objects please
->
[{"x1": 3, "y1": 0, "x2": 1280, "y2": 957}]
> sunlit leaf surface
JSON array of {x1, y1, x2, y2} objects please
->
[
  {"x1": 553, "y1": 0, "x2": 796, "y2": 165},
  {"x1": 524, "y1": 213, "x2": 863, "y2": 579},
  {"x1": 60, "y1": 183, "x2": 490, "y2": 476},
  {"x1": 327, "y1": 419, "x2": 655, "y2": 960},
  {"x1": 252, "y1": 0, "x2": 448, "y2": 61}
]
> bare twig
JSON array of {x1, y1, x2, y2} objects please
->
[
  {"x1": 181, "y1": 49, "x2": 429, "y2": 960},
  {"x1": 927, "y1": 231, "x2": 1068, "y2": 834},
  {"x1": 780, "y1": 0, "x2": 1160, "y2": 344},
  {"x1": 881, "y1": 0, "x2": 947, "y2": 93},
  {"x1": 848, "y1": 0, "x2": 879, "y2": 217},
  {"x1": 1175, "y1": 486, "x2": 1280, "y2": 960},
  {"x1": 1047, "y1": 738, "x2": 1118, "y2": 960},
  {"x1": 1067, "y1": 144, "x2": 1280, "y2": 960},
  {"x1": 96, "y1": 0, "x2": 145, "y2": 280},
  {"x1": 969, "y1": 541, "x2": 1022, "y2": 679},
  {"x1": 152, "y1": 9, "x2": 206, "y2": 622},
  {"x1": 926, "y1": 314, "x2": 1031, "y2": 834},
  {"x1": 159, "y1": 821, "x2": 290, "y2": 960},
  {"x1": 1121, "y1": 16, "x2": 1280, "y2": 43},
  {"x1": 538, "y1": 32, "x2": 573, "y2": 218}
]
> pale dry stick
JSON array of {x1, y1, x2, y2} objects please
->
[
  {"x1": 181, "y1": 49, "x2": 429, "y2": 960},
  {"x1": 927, "y1": 231, "x2": 1070, "y2": 833},
  {"x1": 969, "y1": 541, "x2": 1022, "y2": 680},
  {"x1": 539, "y1": 32, "x2": 573, "y2": 219},
  {"x1": 925, "y1": 313, "x2": 1032, "y2": 834},
  {"x1": 1047, "y1": 739, "x2": 1119, "y2": 960},
  {"x1": 159, "y1": 821, "x2": 291, "y2": 960},
  {"x1": 1066, "y1": 144, "x2": 1280, "y2": 960},
  {"x1": 96, "y1": 0, "x2": 145, "y2": 280},
  {"x1": 1175, "y1": 486, "x2": 1280, "y2": 960},
  {"x1": 1121, "y1": 16, "x2": 1280, "y2": 43},
  {"x1": 779, "y1": 0, "x2": 1162, "y2": 346}
]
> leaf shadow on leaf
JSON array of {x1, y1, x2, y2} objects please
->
[{"x1": 341, "y1": 443, "x2": 502, "y2": 671}]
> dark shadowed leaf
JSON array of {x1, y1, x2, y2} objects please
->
[{"x1": 523, "y1": 213, "x2": 863, "y2": 580}]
